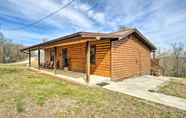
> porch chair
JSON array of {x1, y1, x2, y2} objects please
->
[{"x1": 49, "y1": 61, "x2": 54, "y2": 69}]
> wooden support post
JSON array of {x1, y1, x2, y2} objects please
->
[
  {"x1": 54, "y1": 47, "x2": 57, "y2": 74},
  {"x1": 38, "y1": 48, "x2": 40, "y2": 69},
  {"x1": 152, "y1": 50, "x2": 156, "y2": 59},
  {"x1": 86, "y1": 41, "x2": 90, "y2": 83},
  {"x1": 28, "y1": 49, "x2": 31, "y2": 67}
]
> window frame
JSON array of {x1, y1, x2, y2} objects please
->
[{"x1": 90, "y1": 45, "x2": 96, "y2": 64}]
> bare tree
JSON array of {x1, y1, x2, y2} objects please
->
[
  {"x1": 0, "y1": 32, "x2": 27, "y2": 63},
  {"x1": 171, "y1": 42, "x2": 184, "y2": 77},
  {"x1": 41, "y1": 38, "x2": 48, "y2": 43},
  {"x1": 118, "y1": 25, "x2": 133, "y2": 31},
  {"x1": 158, "y1": 42, "x2": 186, "y2": 78}
]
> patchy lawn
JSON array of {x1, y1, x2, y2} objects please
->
[
  {"x1": 0, "y1": 64, "x2": 186, "y2": 118},
  {"x1": 158, "y1": 79, "x2": 186, "y2": 99}
]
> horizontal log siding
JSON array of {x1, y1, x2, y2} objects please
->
[
  {"x1": 52, "y1": 43, "x2": 86, "y2": 72},
  {"x1": 111, "y1": 35, "x2": 151, "y2": 80},
  {"x1": 43, "y1": 43, "x2": 86, "y2": 72},
  {"x1": 91, "y1": 39, "x2": 111, "y2": 77},
  {"x1": 68, "y1": 43, "x2": 86, "y2": 72},
  {"x1": 43, "y1": 39, "x2": 111, "y2": 77}
]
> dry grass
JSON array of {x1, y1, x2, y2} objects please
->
[
  {"x1": 0, "y1": 64, "x2": 186, "y2": 118},
  {"x1": 158, "y1": 79, "x2": 186, "y2": 99}
]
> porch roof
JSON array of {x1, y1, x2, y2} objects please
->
[{"x1": 21, "y1": 28, "x2": 156, "y2": 52}]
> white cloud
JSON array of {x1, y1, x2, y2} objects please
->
[
  {"x1": 103, "y1": 0, "x2": 186, "y2": 47},
  {"x1": 3, "y1": 0, "x2": 97, "y2": 30},
  {"x1": 1, "y1": 0, "x2": 186, "y2": 48},
  {"x1": 3, "y1": 29, "x2": 46, "y2": 45},
  {"x1": 2, "y1": 29, "x2": 66, "y2": 45},
  {"x1": 78, "y1": 4, "x2": 90, "y2": 11},
  {"x1": 88, "y1": 11, "x2": 105, "y2": 24}
]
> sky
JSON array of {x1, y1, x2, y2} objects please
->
[{"x1": 0, "y1": 0, "x2": 186, "y2": 49}]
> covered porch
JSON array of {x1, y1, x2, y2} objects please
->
[
  {"x1": 22, "y1": 37, "x2": 111, "y2": 85},
  {"x1": 28, "y1": 41, "x2": 94, "y2": 83}
]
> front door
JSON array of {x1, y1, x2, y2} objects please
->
[{"x1": 62, "y1": 48, "x2": 69, "y2": 68}]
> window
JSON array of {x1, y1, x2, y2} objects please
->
[
  {"x1": 90, "y1": 45, "x2": 96, "y2": 64},
  {"x1": 62, "y1": 48, "x2": 69, "y2": 67}
]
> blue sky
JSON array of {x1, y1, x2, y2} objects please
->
[{"x1": 0, "y1": 0, "x2": 186, "y2": 49}]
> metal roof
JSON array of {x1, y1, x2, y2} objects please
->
[{"x1": 21, "y1": 28, "x2": 156, "y2": 52}]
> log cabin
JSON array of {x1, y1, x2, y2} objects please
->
[{"x1": 21, "y1": 28, "x2": 158, "y2": 82}]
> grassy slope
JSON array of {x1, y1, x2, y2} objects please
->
[
  {"x1": 0, "y1": 64, "x2": 185, "y2": 118},
  {"x1": 158, "y1": 79, "x2": 186, "y2": 99}
]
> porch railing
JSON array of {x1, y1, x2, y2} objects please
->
[{"x1": 151, "y1": 58, "x2": 164, "y2": 76}]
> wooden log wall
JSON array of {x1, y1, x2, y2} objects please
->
[
  {"x1": 111, "y1": 35, "x2": 151, "y2": 80},
  {"x1": 90, "y1": 39, "x2": 111, "y2": 77},
  {"x1": 43, "y1": 38, "x2": 111, "y2": 77}
]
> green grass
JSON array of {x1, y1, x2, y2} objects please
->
[
  {"x1": 0, "y1": 64, "x2": 186, "y2": 118},
  {"x1": 158, "y1": 79, "x2": 186, "y2": 99},
  {"x1": 15, "y1": 96, "x2": 24, "y2": 113}
]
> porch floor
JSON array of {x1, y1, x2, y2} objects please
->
[{"x1": 30, "y1": 67, "x2": 111, "y2": 86}]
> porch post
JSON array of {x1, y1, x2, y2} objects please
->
[
  {"x1": 28, "y1": 49, "x2": 31, "y2": 67},
  {"x1": 152, "y1": 50, "x2": 156, "y2": 59},
  {"x1": 38, "y1": 48, "x2": 40, "y2": 69},
  {"x1": 86, "y1": 41, "x2": 90, "y2": 83},
  {"x1": 54, "y1": 47, "x2": 57, "y2": 74}
]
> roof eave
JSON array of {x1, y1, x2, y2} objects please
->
[
  {"x1": 21, "y1": 32, "x2": 82, "y2": 51},
  {"x1": 21, "y1": 29, "x2": 157, "y2": 52},
  {"x1": 133, "y1": 29, "x2": 157, "y2": 50}
]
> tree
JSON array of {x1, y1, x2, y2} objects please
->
[
  {"x1": 118, "y1": 25, "x2": 132, "y2": 31},
  {"x1": 42, "y1": 38, "x2": 48, "y2": 43},
  {"x1": 171, "y1": 42, "x2": 184, "y2": 77},
  {"x1": 0, "y1": 32, "x2": 4, "y2": 40},
  {"x1": 0, "y1": 32, "x2": 27, "y2": 63},
  {"x1": 158, "y1": 42, "x2": 186, "y2": 78},
  {"x1": 0, "y1": 32, "x2": 5, "y2": 62}
]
